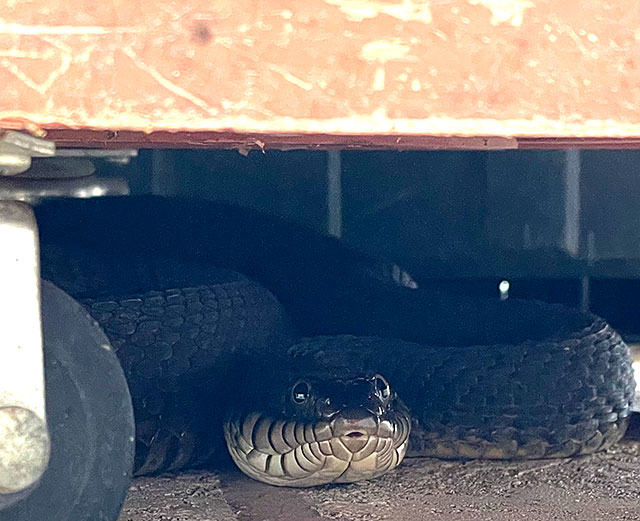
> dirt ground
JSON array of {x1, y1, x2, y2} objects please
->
[
  {"x1": 119, "y1": 347, "x2": 640, "y2": 521},
  {"x1": 118, "y1": 421, "x2": 640, "y2": 521}
]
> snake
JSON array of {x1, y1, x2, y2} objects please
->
[{"x1": 35, "y1": 196, "x2": 636, "y2": 487}]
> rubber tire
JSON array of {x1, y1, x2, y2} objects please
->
[{"x1": 2, "y1": 281, "x2": 135, "y2": 521}]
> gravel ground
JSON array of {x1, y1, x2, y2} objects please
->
[{"x1": 118, "y1": 426, "x2": 640, "y2": 521}]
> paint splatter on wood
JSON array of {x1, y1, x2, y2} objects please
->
[{"x1": 1, "y1": 0, "x2": 640, "y2": 141}]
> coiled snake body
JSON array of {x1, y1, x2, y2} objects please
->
[{"x1": 36, "y1": 196, "x2": 636, "y2": 487}]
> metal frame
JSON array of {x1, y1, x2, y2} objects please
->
[
  {"x1": 0, "y1": 131, "x2": 131, "y2": 505},
  {"x1": 0, "y1": 202, "x2": 50, "y2": 495}
]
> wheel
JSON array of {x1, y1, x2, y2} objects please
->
[{"x1": 2, "y1": 281, "x2": 135, "y2": 521}]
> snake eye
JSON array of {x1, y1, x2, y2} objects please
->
[
  {"x1": 292, "y1": 381, "x2": 311, "y2": 404},
  {"x1": 374, "y1": 374, "x2": 391, "y2": 401}
]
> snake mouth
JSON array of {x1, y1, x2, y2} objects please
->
[
  {"x1": 223, "y1": 409, "x2": 411, "y2": 487},
  {"x1": 339, "y1": 427, "x2": 374, "y2": 453}
]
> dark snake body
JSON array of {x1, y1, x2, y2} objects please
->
[{"x1": 36, "y1": 196, "x2": 636, "y2": 482}]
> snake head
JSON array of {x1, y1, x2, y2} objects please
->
[{"x1": 224, "y1": 372, "x2": 411, "y2": 487}]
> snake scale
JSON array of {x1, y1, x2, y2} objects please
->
[{"x1": 36, "y1": 196, "x2": 635, "y2": 487}]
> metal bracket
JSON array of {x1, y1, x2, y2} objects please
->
[
  {"x1": 0, "y1": 132, "x2": 54, "y2": 499},
  {"x1": 0, "y1": 132, "x2": 131, "y2": 504},
  {"x1": 0, "y1": 175, "x2": 130, "y2": 204},
  {"x1": 0, "y1": 202, "x2": 50, "y2": 496},
  {"x1": 0, "y1": 131, "x2": 131, "y2": 203},
  {"x1": 55, "y1": 148, "x2": 138, "y2": 165}
]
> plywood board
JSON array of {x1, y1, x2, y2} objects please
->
[{"x1": 1, "y1": 1, "x2": 640, "y2": 147}]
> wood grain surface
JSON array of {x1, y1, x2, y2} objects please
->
[{"x1": 2, "y1": 1, "x2": 640, "y2": 148}]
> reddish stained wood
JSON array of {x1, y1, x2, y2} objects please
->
[
  {"x1": 40, "y1": 129, "x2": 518, "y2": 150},
  {"x1": 36, "y1": 129, "x2": 640, "y2": 150},
  {"x1": 1, "y1": 1, "x2": 640, "y2": 148}
]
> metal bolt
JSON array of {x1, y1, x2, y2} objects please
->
[
  {"x1": 0, "y1": 131, "x2": 55, "y2": 176},
  {"x1": 0, "y1": 406, "x2": 50, "y2": 494},
  {"x1": 0, "y1": 150, "x2": 31, "y2": 176}
]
